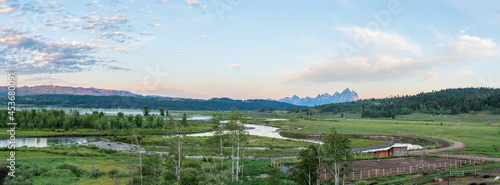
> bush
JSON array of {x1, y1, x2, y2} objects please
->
[
  {"x1": 42, "y1": 169, "x2": 72, "y2": 177},
  {"x1": 98, "y1": 148, "x2": 117, "y2": 154},
  {"x1": 89, "y1": 169, "x2": 103, "y2": 178},
  {"x1": 108, "y1": 168, "x2": 129, "y2": 178},
  {"x1": 181, "y1": 172, "x2": 196, "y2": 185},
  {"x1": 357, "y1": 180, "x2": 367, "y2": 185},
  {"x1": 57, "y1": 163, "x2": 79, "y2": 174},
  {"x1": 182, "y1": 159, "x2": 201, "y2": 168},
  {"x1": 202, "y1": 156, "x2": 214, "y2": 162}
]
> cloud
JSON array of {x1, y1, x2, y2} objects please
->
[
  {"x1": 449, "y1": 70, "x2": 474, "y2": 76},
  {"x1": 200, "y1": 35, "x2": 207, "y2": 38},
  {"x1": 0, "y1": 0, "x2": 16, "y2": 15},
  {"x1": 433, "y1": 35, "x2": 499, "y2": 63},
  {"x1": 140, "y1": 31, "x2": 153, "y2": 35},
  {"x1": 0, "y1": 27, "x2": 126, "y2": 74},
  {"x1": 339, "y1": 26, "x2": 422, "y2": 56},
  {"x1": 284, "y1": 54, "x2": 431, "y2": 83},
  {"x1": 228, "y1": 64, "x2": 242, "y2": 70},
  {"x1": 186, "y1": 0, "x2": 199, "y2": 5}
]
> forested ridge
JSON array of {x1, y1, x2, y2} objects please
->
[
  {"x1": 0, "y1": 94, "x2": 299, "y2": 111},
  {"x1": 303, "y1": 87, "x2": 500, "y2": 117}
]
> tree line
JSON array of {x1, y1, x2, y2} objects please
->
[
  {"x1": 0, "y1": 94, "x2": 299, "y2": 111},
  {"x1": 306, "y1": 87, "x2": 500, "y2": 118},
  {"x1": 0, "y1": 107, "x2": 181, "y2": 130}
]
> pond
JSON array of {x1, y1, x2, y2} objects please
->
[{"x1": 0, "y1": 136, "x2": 101, "y2": 148}]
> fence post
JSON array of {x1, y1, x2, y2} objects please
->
[
  {"x1": 360, "y1": 171, "x2": 363, "y2": 180},
  {"x1": 409, "y1": 166, "x2": 411, "y2": 173},
  {"x1": 383, "y1": 169, "x2": 385, "y2": 177},
  {"x1": 404, "y1": 166, "x2": 406, "y2": 174},
  {"x1": 368, "y1": 170, "x2": 370, "y2": 179},
  {"x1": 376, "y1": 169, "x2": 378, "y2": 177},
  {"x1": 324, "y1": 169, "x2": 326, "y2": 181},
  {"x1": 449, "y1": 170, "x2": 451, "y2": 178},
  {"x1": 474, "y1": 169, "x2": 476, "y2": 177},
  {"x1": 397, "y1": 167, "x2": 399, "y2": 175},
  {"x1": 434, "y1": 163, "x2": 435, "y2": 170},
  {"x1": 390, "y1": 168, "x2": 392, "y2": 175}
]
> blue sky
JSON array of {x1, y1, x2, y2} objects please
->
[{"x1": 1, "y1": 0, "x2": 500, "y2": 100}]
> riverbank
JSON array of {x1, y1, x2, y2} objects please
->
[{"x1": 0, "y1": 122, "x2": 213, "y2": 138}]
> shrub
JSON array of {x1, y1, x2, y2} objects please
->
[
  {"x1": 108, "y1": 168, "x2": 129, "y2": 178},
  {"x1": 98, "y1": 148, "x2": 117, "y2": 154},
  {"x1": 357, "y1": 180, "x2": 367, "y2": 185},
  {"x1": 56, "y1": 163, "x2": 79, "y2": 174},
  {"x1": 182, "y1": 159, "x2": 201, "y2": 168},
  {"x1": 42, "y1": 169, "x2": 72, "y2": 177},
  {"x1": 202, "y1": 156, "x2": 214, "y2": 162}
]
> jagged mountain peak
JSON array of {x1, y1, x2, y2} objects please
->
[{"x1": 278, "y1": 88, "x2": 360, "y2": 107}]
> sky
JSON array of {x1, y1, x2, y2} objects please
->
[{"x1": 1, "y1": 0, "x2": 500, "y2": 100}]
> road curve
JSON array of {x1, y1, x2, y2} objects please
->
[{"x1": 396, "y1": 131, "x2": 465, "y2": 153}]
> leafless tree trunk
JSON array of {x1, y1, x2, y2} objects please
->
[
  {"x1": 175, "y1": 119, "x2": 182, "y2": 181},
  {"x1": 231, "y1": 132, "x2": 235, "y2": 182},
  {"x1": 236, "y1": 130, "x2": 240, "y2": 181},
  {"x1": 133, "y1": 131, "x2": 143, "y2": 185}
]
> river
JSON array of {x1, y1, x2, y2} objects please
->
[{"x1": 0, "y1": 123, "x2": 422, "y2": 152}]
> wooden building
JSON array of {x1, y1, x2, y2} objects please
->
[{"x1": 374, "y1": 146, "x2": 408, "y2": 158}]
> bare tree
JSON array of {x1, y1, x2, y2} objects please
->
[
  {"x1": 226, "y1": 107, "x2": 247, "y2": 182},
  {"x1": 132, "y1": 129, "x2": 143, "y2": 185},
  {"x1": 165, "y1": 116, "x2": 183, "y2": 182},
  {"x1": 211, "y1": 112, "x2": 225, "y2": 168}
]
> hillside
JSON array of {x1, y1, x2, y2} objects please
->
[
  {"x1": 0, "y1": 94, "x2": 299, "y2": 111},
  {"x1": 298, "y1": 87, "x2": 500, "y2": 117},
  {"x1": 0, "y1": 85, "x2": 139, "y2": 96}
]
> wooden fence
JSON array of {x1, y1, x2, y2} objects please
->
[
  {"x1": 350, "y1": 159, "x2": 483, "y2": 181},
  {"x1": 391, "y1": 169, "x2": 477, "y2": 185}
]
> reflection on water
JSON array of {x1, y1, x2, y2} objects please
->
[
  {"x1": 0, "y1": 137, "x2": 100, "y2": 148},
  {"x1": 164, "y1": 124, "x2": 323, "y2": 144},
  {"x1": 0, "y1": 122, "x2": 423, "y2": 151}
]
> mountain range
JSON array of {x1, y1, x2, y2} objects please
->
[
  {"x1": 0, "y1": 85, "x2": 139, "y2": 97},
  {"x1": 277, "y1": 88, "x2": 360, "y2": 107},
  {"x1": 0, "y1": 85, "x2": 299, "y2": 111}
]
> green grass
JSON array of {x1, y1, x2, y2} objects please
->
[
  {"x1": 265, "y1": 116, "x2": 500, "y2": 157},
  {"x1": 0, "y1": 147, "x2": 130, "y2": 185}
]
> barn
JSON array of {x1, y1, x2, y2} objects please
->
[{"x1": 374, "y1": 146, "x2": 408, "y2": 158}]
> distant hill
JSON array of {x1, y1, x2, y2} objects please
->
[
  {"x1": 0, "y1": 94, "x2": 299, "y2": 111},
  {"x1": 0, "y1": 85, "x2": 139, "y2": 96},
  {"x1": 277, "y1": 88, "x2": 360, "y2": 107},
  {"x1": 301, "y1": 87, "x2": 500, "y2": 117},
  {"x1": 0, "y1": 85, "x2": 299, "y2": 111}
]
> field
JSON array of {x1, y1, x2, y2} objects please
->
[
  {"x1": 265, "y1": 114, "x2": 500, "y2": 157},
  {"x1": 0, "y1": 109, "x2": 499, "y2": 184}
]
